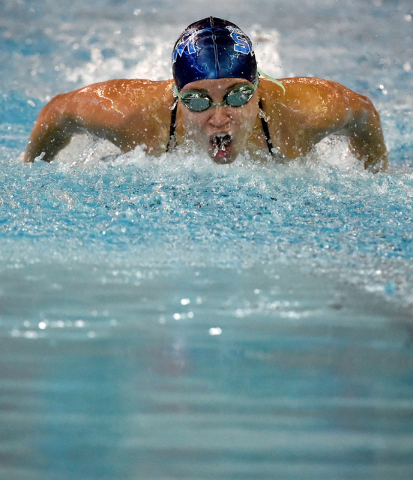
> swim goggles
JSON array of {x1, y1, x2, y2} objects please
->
[{"x1": 173, "y1": 76, "x2": 259, "y2": 112}]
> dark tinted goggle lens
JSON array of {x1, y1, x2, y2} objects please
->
[
  {"x1": 225, "y1": 86, "x2": 254, "y2": 107},
  {"x1": 181, "y1": 95, "x2": 211, "y2": 112},
  {"x1": 180, "y1": 85, "x2": 255, "y2": 112}
]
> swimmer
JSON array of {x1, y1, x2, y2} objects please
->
[{"x1": 24, "y1": 17, "x2": 388, "y2": 171}]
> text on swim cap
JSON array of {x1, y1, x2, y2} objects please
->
[
  {"x1": 226, "y1": 26, "x2": 252, "y2": 55},
  {"x1": 173, "y1": 32, "x2": 197, "y2": 63}
]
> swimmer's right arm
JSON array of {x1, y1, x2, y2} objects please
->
[
  {"x1": 24, "y1": 85, "x2": 134, "y2": 162},
  {"x1": 23, "y1": 79, "x2": 174, "y2": 162},
  {"x1": 24, "y1": 92, "x2": 83, "y2": 162}
]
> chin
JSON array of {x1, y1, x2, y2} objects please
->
[{"x1": 211, "y1": 154, "x2": 236, "y2": 164}]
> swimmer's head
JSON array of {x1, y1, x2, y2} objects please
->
[{"x1": 172, "y1": 17, "x2": 257, "y2": 90}]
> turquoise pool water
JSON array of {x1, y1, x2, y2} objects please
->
[{"x1": 1, "y1": 0, "x2": 413, "y2": 478}]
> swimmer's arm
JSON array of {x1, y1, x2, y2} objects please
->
[
  {"x1": 24, "y1": 88, "x2": 128, "y2": 163},
  {"x1": 269, "y1": 78, "x2": 388, "y2": 171},
  {"x1": 305, "y1": 80, "x2": 388, "y2": 171},
  {"x1": 24, "y1": 93, "x2": 81, "y2": 162},
  {"x1": 339, "y1": 93, "x2": 388, "y2": 172},
  {"x1": 23, "y1": 79, "x2": 174, "y2": 162}
]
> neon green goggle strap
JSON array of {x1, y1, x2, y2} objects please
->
[{"x1": 258, "y1": 68, "x2": 285, "y2": 94}]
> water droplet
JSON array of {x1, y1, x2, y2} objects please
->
[{"x1": 384, "y1": 280, "x2": 396, "y2": 295}]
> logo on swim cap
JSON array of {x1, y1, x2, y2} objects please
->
[
  {"x1": 173, "y1": 29, "x2": 197, "y2": 63},
  {"x1": 225, "y1": 26, "x2": 252, "y2": 55},
  {"x1": 172, "y1": 17, "x2": 257, "y2": 90}
]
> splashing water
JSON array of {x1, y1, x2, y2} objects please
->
[{"x1": 1, "y1": 1, "x2": 413, "y2": 479}]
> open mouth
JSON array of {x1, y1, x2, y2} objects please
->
[{"x1": 210, "y1": 133, "x2": 233, "y2": 161}]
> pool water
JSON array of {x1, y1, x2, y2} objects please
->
[{"x1": 1, "y1": 0, "x2": 413, "y2": 479}]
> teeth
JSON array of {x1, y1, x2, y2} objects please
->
[{"x1": 211, "y1": 134, "x2": 232, "y2": 153}]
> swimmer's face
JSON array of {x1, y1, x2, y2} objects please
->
[{"x1": 178, "y1": 78, "x2": 259, "y2": 164}]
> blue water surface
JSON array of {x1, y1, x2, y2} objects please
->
[{"x1": 1, "y1": 0, "x2": 413, "y2": 479}]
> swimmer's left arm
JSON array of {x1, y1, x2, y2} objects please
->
[
  {"x1": 267, "y1": 78, "x2": 388, "y2": 171},
  {"x1": 339, "y1": 91, "x2": 388, "y2": 172},
  {"x1": 305, "y1": 79, "x2": 388, "y2": 171}
]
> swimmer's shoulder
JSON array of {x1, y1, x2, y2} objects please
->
[
  {"x1": 262, "y1": 77, "x2": 371, "y2": 112},
  {"x1": 73, "y1": 78, "x2": 174, "y2": 106},
  {"x1": 259, "y1": 77, "x2": 351, "y2": 106},
  {"x1": 259, "y1": 77, "x2": 360, "y2": 128},
  {"x1": 54, "y1": 78, "x2": 174, "y2": 126}
]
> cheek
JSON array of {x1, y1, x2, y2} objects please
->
[
  {"x1": 233, "y1": 104, "x2": 258, "y2": 131},
  {"x1": 183, "y1": 112, "x2": 209, "y2": 137}
]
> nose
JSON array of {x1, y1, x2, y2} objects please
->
[{"x1": 208, "y1": 105, "x2": 231, "y2": 127}]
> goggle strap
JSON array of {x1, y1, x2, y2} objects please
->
[{"x1": 257, "y1": 68, "x2": 285, "y2": 94}]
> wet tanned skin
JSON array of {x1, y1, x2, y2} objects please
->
[{"x1": 24, "y1": 77, "x2": 388, "y2": 171}]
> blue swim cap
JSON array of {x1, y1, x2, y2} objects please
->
[{"x1": 172, "y1": 17, "x2": 257, "y2": 90}]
